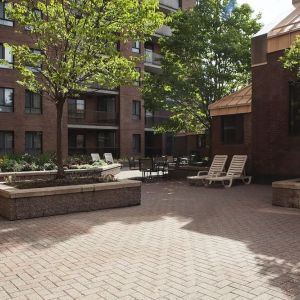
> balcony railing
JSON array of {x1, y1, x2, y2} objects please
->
[
  {"x1": 68, "y1": 147, "x2": 119, "y2": 158},
  {"x1": 145, "y1": 49, "x2": 162, "y2": 66},
  {"x1": 145, "y1": 116, "x2": 168, "y2": 128},
  {"x1": 155, "y1": 25, "x2": 172, "y2": 37},
  {"x1": 68, "y1": 110, "x2": 118, "y2": 126},
  {"x1": 145, "y1": 147, "x2": 163, "y2": 158},
  {"x1": 87, "y1": 83, "x2": 119, "y2": 94},
  {"x1": 159, "y1": 0, "x2": 179, "y2": 10}
]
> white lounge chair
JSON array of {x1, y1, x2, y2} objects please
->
[
  {"x1": 91, "y1": 153, "x2": 101, "y2": 162},
  {"x1": 104, "y1": 153, "x2": 114, "y2": 164},
  {"x1": 205, "y1": 155, "x2": 251, "y2": 188},
  {"x1": 187, "y1": 155, "x2": 228, "y2": 185}
]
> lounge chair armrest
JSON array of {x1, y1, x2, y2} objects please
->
[{"x1": 197, "y1": 171, "x2": 208, "y2": 176}]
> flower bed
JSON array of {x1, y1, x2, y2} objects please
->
[
  {"x1": 0, "y1": 164, "x2": 121, "y2": 182},
  {"x1": 0, "y1": 153, "x2": 107, "y2": 173}
]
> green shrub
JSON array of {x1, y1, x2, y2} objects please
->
[{"x1": 0, "y1": 153, "x2": 106, "y2": 172}]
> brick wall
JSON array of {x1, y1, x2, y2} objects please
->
[
  {"x1": 252, "y1": 50, "x2": 300, "y2": 179},
  {"x1": 0, "y1": 24, "x2": 68, "y2": 157}
]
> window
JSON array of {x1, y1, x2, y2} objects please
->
[
  {"x1": 0, "y1": 43, "x2": 13, "y2": 68},
  {"x1": 98, "y1": 96, "x2": 115, "y2": 112},
  {"x1": 68, "y1": 99, "x2": 85, "y2": 118},
  {"x1": 132, "y1": 100, "x2": 141, "y2": 120},
  {"x1": 133, "y1": 67, "x2": 141, "y2": 86},
  {"x1": 27, "y1": 49, "x2": 42, "y2": 72},
  {"x1": 25, "y1": 131, "x2": 42, "y2": 154},
  {"x1": 0, "y1": 1, "x2": 13, "y2": 26},
  {"x1": 132, "y1": 134, "x2": 141, "y2": 153},
  {"x1": 98, "y1": 131, "x2": 115, "y2": 148},
  {"x1": 132, "y1": 41, "x2": 141, "y2": 53},
  {"x1": 25, "y1": 90, "x2": 42, "y2": 114},
  {"x1": 0, "y1": 88, "x2": 13, "y2": 112},
  {"x1": 289, "y1": 80, "x2": 300, "y2": 135},
  {"x1": 0, "y1": 131, "x2": 13, "y2": 154},
  {"x1": 221, "y1": 115, "x2": 244, "y2": 144},
  {"x1": 76, "y1": 134, "x2": 85, "y2": 149},
  {"x1": 68, "y1": 133, "x2": 85, "y2": 150}
]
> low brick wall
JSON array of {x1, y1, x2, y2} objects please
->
[
  {"x1": 168, "y1": 166, "x2": 208, "y2": 180},
  {"x1": 272, "y1": 179, "x2": 300, "y2": 209},
  {"x1": 0, "y1": 179, "x2": 141, "y2": 220},
  {"x1": 0, "y1": 164, "x2": 121, "y2": 182}
]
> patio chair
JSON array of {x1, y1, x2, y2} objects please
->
[
  {"x1": 139, "y1": 158, "x2": 155, "y2": 179},
  {"x1": 187, "y1": 155, "x2": 228, "y2": 185},
  {"x1": 154, "y1": 156, "x2": 168, "y2": 177},
  {"x1": 205, "y1": 155, "x2": 251, "y2": 188},
  {"x1": 128, "y1": 157, "x2": 139, "y2": 170},
  {"x1": 104, "y1": 153, "x2": 114, "y2": 164},
  {"x1": 91, "y1": 153, "x2": 101, "y2": 162}
]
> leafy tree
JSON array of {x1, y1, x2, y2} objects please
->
[
  {"x1": 2, "y1": 0, "x2": 164, "y2": 177},
  {"x1": 143, "y1": 0, "x2": 261, "y2": 134},
  {"x1": 281, "y1": 35, "x2": 300, "y2": 78}
]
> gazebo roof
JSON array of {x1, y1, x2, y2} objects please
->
[{"x1": 208, "y1": 85, "x2": 252, "y2": 117}]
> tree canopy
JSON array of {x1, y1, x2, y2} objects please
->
[
  {"x1": 281, "y1": 35, "x2": 300, "y2": 78},
  {"x1": 142, "y1": 0, "x2": 261, "y2": 134},
  {"x1": 1, "y1": 0, "x2": 164, "y2": 176},
  {"x1": 4, "y1": 0, "x2": 164, "y2": 100}
]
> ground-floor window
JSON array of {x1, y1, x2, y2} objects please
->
[
  {"x1": 25, "y1": 131, "x2": 42, "y2": 155},
  {"x1": 221, "y1": 114, "x2": 244, "y2": 145},
  {"x1": 98, "y1": 131, "x2": 115, "y2": 148},
  {"x1": 289, "y1": 80, "x2": 300, "y2": 135},
  {"x1": 132, "y1": 134, "x2": 141, "y2": 153},
  {"x1": 0, "y1": 131, "x2": 13, "y2": 155}
]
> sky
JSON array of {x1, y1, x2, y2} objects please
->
[{"x1": 237, "y1": 0, "x2": 295, "y2": 26}]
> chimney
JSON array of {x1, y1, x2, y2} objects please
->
[{"x1": 293, "y1": 0, "x2": 300, "y2": 6}]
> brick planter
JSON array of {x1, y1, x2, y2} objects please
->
[
  {"x1": 272, "y1": 179, "x2": 300, "y2": 209},
  {"x1": 0, "y1": 179, "x2": 141, "y2": 221}
]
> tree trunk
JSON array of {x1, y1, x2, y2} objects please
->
[{"x1": 56, "y1": 101, "x2": 65, "y2": 179}]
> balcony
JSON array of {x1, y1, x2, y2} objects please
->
[
  {"x1": 87, "y1": 83, "x2": 119, "y2": 95},
  {"x1": 154, "y1": 25, "x2": 172, "y2": 37},
  {"x1": 144, "y1": 49, "x2": 162, "y2": 73},
  {"x1": 159, "y1": 0, "x2": 180, "y2": 11},
  {"x1": 145, "y1": 115, "x2": 168, "y2": 128},
  {"x1": 68, "y1": 110, "x2": 118, "y2": 127}
]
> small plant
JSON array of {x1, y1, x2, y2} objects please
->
[
  {"x1": 103, "y1": 174, "x2": 115, "y2": 183},
  {"x1": 4, "y1": 174, "x2": 17, "y2": 184}
]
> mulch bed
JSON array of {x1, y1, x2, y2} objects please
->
[{"x1": 5, "y1": 176, "x2": 115, "y2": 189}]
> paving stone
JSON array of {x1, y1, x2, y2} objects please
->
[{"x1": 0, "y1": 182, "x2": 299, "y2": 299}]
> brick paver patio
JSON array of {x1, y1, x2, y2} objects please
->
[{"x1": 0, "y1": 181, "x2": 300, "y2": 299}]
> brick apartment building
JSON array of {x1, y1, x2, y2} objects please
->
[
  {"x1": 209, "y1": 0, "x2": 300, "y2": 179},
  {"x1": 0, "y1": 0, "x2": 195, "y2": 159}
]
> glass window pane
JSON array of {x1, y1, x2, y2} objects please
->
[
  {"x1": 290, "y1": 81, "x2": 300, "y2": 135},
  {"x1": 33, "y1": 93, "x2": 41, "y2": 108},
  {"x1": 0, "y1": 131, "x2": 13, "y2": 154},
  {"x1": 4, "y1": 89, "x2": 13, "y2": 105},
  {"x1": 76, "y1": 99, "x2": 85, "y2": 111},
  {"x1": 76, "y1": 135, "x2": 85, "y2": 148},
  {"x1": 0, "y1": 44, "x2": 3, "y2": 59},
  {"x1": 4, "y1": 47, "x2": 12, "y2": 63},
  {"x1": 0, "y1": 3, "x2": 4, "y2": 19}
]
